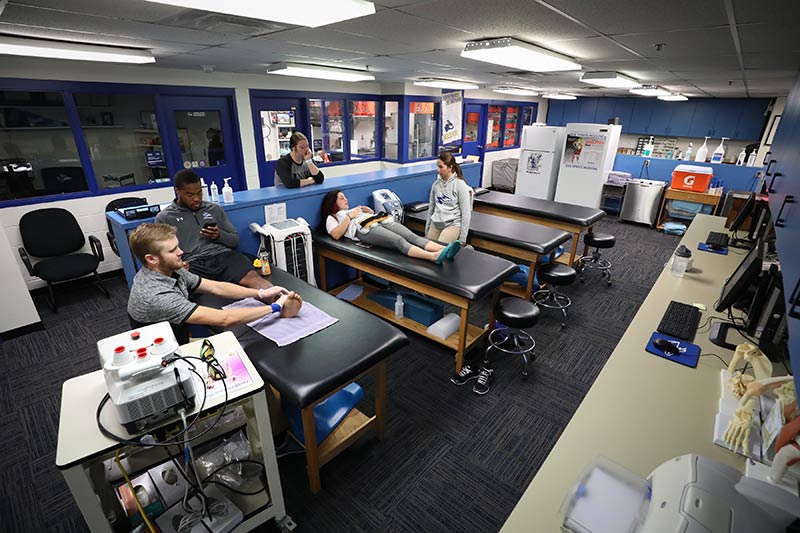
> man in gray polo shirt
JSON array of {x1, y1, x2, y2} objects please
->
[
  {"x1": 128, "y1": 223, "x2": 302, "y2": 328},
  {"x1": 156, "y1": 169, "x2": 273, "y2": 291}
]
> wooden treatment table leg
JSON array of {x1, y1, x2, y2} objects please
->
[
  {"x1": 317, "y1": 254, "x2": 327, "y2": 291},
  {"x1": 582, "y1": 225, "x2": 594, "y2": 260},
  {"x1": 375, "y1": 361, "x2": 387, "y2": 441},
  {"x1": 455, "y1": 306, "x2": 470, "y2": 372},
  {"x1": 302, "y1": 406, "x2": 322, "y2": 493},
  {"x1": 526, "y1": 258, "x2": 538, "y2": 300},
  {"x1": 568, "y1": 231, "x2": 580, "y2": 267}
]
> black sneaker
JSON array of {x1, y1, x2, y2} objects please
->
[
  {"x1": 472, "y1": 367, "x2": 493, "y2": 395},
  {"x1": 450, "y1": 364, "x2": 479, "y2": 386}
]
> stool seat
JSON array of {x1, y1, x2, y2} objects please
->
[
  {"x1": 495, "y1": 297, "x2": 540, "y2": 329},
  {"x1": 584, "y1": 232, "x2": 616, "y2": 248},
  {"x1": 538, "y1": 263, "x2": 577, "y2": 285}
]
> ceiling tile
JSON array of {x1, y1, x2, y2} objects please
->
[
  {"x1": 733, "y1": 0, "x2": 800, "y2": 24},
  {"x1": 738, "y1": 23, "x2": 800, "y2": 54},
  {"x1": 275, "y1": 28, "x2": 419, "y2": 56},
  {"x1": 548, "y1": 36, "x2": 637, "y2": 61},
  {"x1": 613, "y1": 27, "x2": 736, "y2": 58},
  {"x1": 743, "y1": 52, "x2": 800, "y2": 70},
  {"x1": 8, "y1": 0, "x2": 186, "y2": 22},
  {"x1": 649, "y1": 55, "x2": 741, "y2": 71},
  {"x1": 545, "y1": 0, "x2": 729, "y2": 34},
  {"x1": 397, "y1": 0, "x2": 597, "y2": 42},
  {"x1": 223, "y1": 37, "x2": 369, "y2": 61}
]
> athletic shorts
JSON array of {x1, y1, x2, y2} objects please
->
[{"x1": 187, "y1": 251, "x2": 253, "y2": 284}]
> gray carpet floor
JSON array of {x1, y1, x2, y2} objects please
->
[{"x1": 0, "y1": 217, "x2": 679, "y2": 532}]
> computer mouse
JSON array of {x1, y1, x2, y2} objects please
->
[{"x1": 653, "y1": 338, "x2": 680, "y2": 355}]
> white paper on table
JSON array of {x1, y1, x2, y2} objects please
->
[{"x1": 222, "y1": 297, "x2": 338, "y2": 347}]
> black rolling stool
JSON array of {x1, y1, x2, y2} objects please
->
[
  {"x1": 532, "y1": 263, "x2": 577, "y2": 328},
  {"x1": 485, "y1": 297, "x2": 540, "y2": 376},
  {"x1": 576, "y1": 232, "x2": 616, "y2": 285}
]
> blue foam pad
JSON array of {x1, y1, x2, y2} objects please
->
[
  {"x1": 509, "y1": 264, "x2": 541, "y2": 291},
  {"x1": 645, "y1": 331, "x2": 700, "y2": 368},
  {"x1": 285, "y1": 382, "x2": 364, "y2": 445},
  {"x1": 698, "y1": 242, "x2": 728, "y2": 255}
]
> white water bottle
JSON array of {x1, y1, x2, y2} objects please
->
[
  {"x1": 210, "y1": 180, "x2": 219, "y2": 202},
  {"x1": 222, "y1": 177, "x2": 234, "y2": 203},
  {"x1": 394, "y1": 294, "x2": 404, "y2": 319},
  {"x1": 746, "y1": 150, "x2": 758, "y2": 167},
  {"x1": 200, "y1": 177, "x2": 210, "y2": 202}
]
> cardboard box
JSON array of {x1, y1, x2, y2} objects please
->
[{"x1": 671, "y1": 164, "x2": 713, "y2": 192}]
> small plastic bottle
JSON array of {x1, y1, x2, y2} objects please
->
[
  {"x1": 736, "y1": 147, "x2": 747, "y2": 166},
  {"x1": 210, "y1": 180, "x2": 220, "y2": 202},
  {"x1": 746, "y1": 150, "x2": 758, "y2": 167},
  {"x1": 259, "y1": 249, "x2": 271, "y2": 276},
  {"x1": 200, "y1": 177, "x2": 210, "y2": 202},
  {"x1": 670, "y1": 245, "x2": 693, "y2": 278},
  {"x1": 642, "y1": 136, "x2": 654, "y2": 157},
  {"x1": 684, "y1": 142, "x2": 693, "y2": 161},
  {"x1": 222, "y1": 177, "x2": 234, "y2": 203},
  {"x1": 394, "y1": 294, "x2": 404, "y2": 319},
  {"x1": 694, "y1": 137, "x2": 709, "y2": 162}
]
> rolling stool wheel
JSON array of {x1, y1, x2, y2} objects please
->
[
  {"x1": 486, "y1": 297, "x2": 540, "y2": 376},
  {"x1": 532, "y1": 262, "x2": 577, "y2": 328},
  {"x1": 576, "y1": 232, "x2": 615, "y2": 286}
]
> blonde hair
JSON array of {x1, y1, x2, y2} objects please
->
[{"x1": 129, "y1": 223, "x2": 176, "y2": 264}]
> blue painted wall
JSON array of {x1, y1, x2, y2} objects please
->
[{"x1": 612, "y1": 154, "x2": 765, "y2": 193}]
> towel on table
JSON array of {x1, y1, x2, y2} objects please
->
[{"x1": 222, "y1": 298, "x2": 338, "y2": 347}]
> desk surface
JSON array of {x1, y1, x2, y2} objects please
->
[
  {"x1": 501, "y1": 214, "x2": 748, "y2": 532},
  {"x1": 56, "y1": 331, "x2": 263, "y2": 470}
]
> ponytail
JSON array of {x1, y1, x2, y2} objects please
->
[{"x1": 438, "y1": 151, "x2": 464, "y2": 180}]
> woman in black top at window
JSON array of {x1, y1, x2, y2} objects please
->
[{"x1": 274, "y1": 132, "x2": 325, "y2": 188}]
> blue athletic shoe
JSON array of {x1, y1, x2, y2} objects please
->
[
  {"x1": 446, "y1": 240, "x2": 462, "y2": 260},
  {"x1": 436, "y1": 247, "x2": 448, "y2": 265}
]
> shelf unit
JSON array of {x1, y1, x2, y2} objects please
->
[
  {"x1": 656, "y1": 187, "x2": 723, "y2": 230},
  {"x1": 56, "y1": 332, "x2": 292, "y2": 533}
]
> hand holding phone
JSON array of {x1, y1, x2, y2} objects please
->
[{"x1": 200, "y1": 223, "x2": 220, "y2": 240}]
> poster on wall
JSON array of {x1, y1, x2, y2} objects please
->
[
  {"x1": 563, "y1": 133, "x2": 606, "y2": 171},
  {"x1": 441, "y1": 91, "x2": 463, "y2": 145}
]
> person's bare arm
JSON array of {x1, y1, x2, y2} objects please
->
[
  {"x1": 194, "y1": 278, "x2": 286, "y2": 301},
  {"x1": 328, "y1": 208, "x2": 362, "y2": 240},
  {"x1": 186, "y1": 291, "x2": 302, "y2": 327}
]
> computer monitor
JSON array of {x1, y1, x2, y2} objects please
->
[
  {"x1": 729, "y1": 192, "x2": 756, "y2": 234},
  {"x1": 714, "y1": 239, "x2": 764, "y2": 313}
]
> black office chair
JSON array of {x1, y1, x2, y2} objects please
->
[
  {"x1": 104, "y1": 197, "x2": 147, "y2": 256},
  {"x1": 18, "y1": 207, "x2": 109, "y2": 312}
]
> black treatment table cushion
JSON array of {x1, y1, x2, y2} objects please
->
[
  {"x1": 314, "y1": 232, "x2": 518, "y2": 301},
  {"x1": 195, "y1": 268, "x2": 408, "y2": 408},
  {"x1": 404, "y1": 209, "x2": 571, "y2": 255},
  {"x1": 475, "y1": 190, "x2": 606, "y2": 226}
]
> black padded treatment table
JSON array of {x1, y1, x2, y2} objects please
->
[
  {"x1": 404, "y1": 208, "x2": 572, "y2": 300},
  {"x1": 473, "y1": 190, "x2": 606, "y2": 266},
  {"x1": 313, "y1": 233, "x2": 517, "y2": 374},
  {"x1": 197, "y1": 267, "x2": 407, "y2": 493}
]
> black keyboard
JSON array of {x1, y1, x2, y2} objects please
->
[
  {"x1": 657, "y1": 301, "x2": 701, "y2": 341},
  {"x1": 706, "y1": 231, "x2": 730, "y2": 249}
]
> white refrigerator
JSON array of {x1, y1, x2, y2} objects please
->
[
  {"x1": 554, "y1": 123, "x2": 622, "y2": 208},
  {"x1": 514, "y1": 125, "x2": 566, "y2": 200}
]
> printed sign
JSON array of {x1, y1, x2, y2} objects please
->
[
  {"x1": 441, "y1": 91, "x2": 463, "y2": 145},
  {"x1": 522, "y1": 150, "x2": 545, "y2": 175},
  {"x1": 563, "y1": 133, "x2": 607, "y2": 171},
  {"x1": 145, "y1": 150, "x2": 164, "y2": 167}
]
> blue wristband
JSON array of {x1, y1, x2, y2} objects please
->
[{"x1": 271, "y1": 303, "x2": 282, "y2": 314}]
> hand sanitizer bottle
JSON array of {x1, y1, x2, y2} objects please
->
[
  {"x1": 222, "y1": 177, "x2": 234, "y2": 203},
  {"x1": 200, "y1": 177, "x2": 210, "y2": 202},
  {"x1": 394, "y1": 293, "x2": 404, "y2": 319},
  {"x1": 736, "y1": 147, "x2": 747, "y2": 166},
  {"x1": 684, "y1": 142, "x2": 693, "y2": 160},
  {"x1": 746, "y1": 149, "x2": 758, "y2": 167},
  {"x1": 210, "y1": 180, "x2": 220, "y2": 202},
  {"x1": 710, "y1": 137, "x2": 728, "y2": 163},
  {"x1": 694, "y1": 137, "x2": 709, "y2": 162},
  {"x1": 642, "y1": 136, "x2": 654, "y2": 157}
]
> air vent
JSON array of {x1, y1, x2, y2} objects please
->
[{"x1": 156, "y1": 11, "x2": 294, "y2": 36}]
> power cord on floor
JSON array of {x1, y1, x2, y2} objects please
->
[{"x1": 115, "y1": 450, "x2": 157, "y2": 533}]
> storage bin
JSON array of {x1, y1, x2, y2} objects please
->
[
  {"x1": 671, "y1": 164, "x2": 713, "y2": 192},
  {"x1": 366, "y1": 290, "x2": 444, "y2": 326}
]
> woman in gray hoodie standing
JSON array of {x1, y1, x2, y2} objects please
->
[{"x1": 425, "y1": 152, "x2": 472, "y2": 244}]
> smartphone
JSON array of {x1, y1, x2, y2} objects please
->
[{"x1": 203, "y1": 223, "x2": 217, "y2": 229}]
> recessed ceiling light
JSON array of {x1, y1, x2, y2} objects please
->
[
  {"x1": 145, "y1": 0, "x2": 375, "y2": 27},
  {"x1": 657, "y1": 93, "x2": 689, "y2": 101},
  {"x1": 461, "y1": 37, "x2": 581, "y2": 72},
  {"x1": 267, "y1": 63, "x2": 375, "y2": 82},
  {"x1": 493, "y1": 87, "x2": 539, "y2": 96},
  {"x1": 542, "y1": 93, "x2": 577, "y2": 100},
  {"x1": 579, "y1": 71, "x2": 639, "y2": 89},
  {"x1": 0, "y1": 35, "x2": 155, "y2": 63},
  {"x1": 413, "y1": 78, "x2": 479, "y2": 90},
  {"x1": 629, "y1": 85, "x2": 670, "y2": 96}
]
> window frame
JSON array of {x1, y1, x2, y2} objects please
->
[
  {"x1": 403, "y1": 95, "x2": 441, "y2": 163},
  {"x1": 462, "y1": 98, "x2": 538, "y2": 153}
]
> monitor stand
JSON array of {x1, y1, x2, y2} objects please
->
[
  {"x1": 709, "y1": 322, "x2": 738, "y2": 351},
  {"x1": 728, "y1": 237, "x2": 753, "y2": 250}
]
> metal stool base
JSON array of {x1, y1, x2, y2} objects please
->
[
  {"x1": 532, "y1": 289, "x2": 572, "y2": 328},
  {"x1": 576, "y1": 249, "x2": 613, "y2": 285},
  {"x1": 486, "y1": 327, "x2": 536, "y2": 376}
]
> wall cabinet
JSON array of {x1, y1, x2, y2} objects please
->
[{"x1": 546, "y1": 96, "x2": 769, "y2": 141}]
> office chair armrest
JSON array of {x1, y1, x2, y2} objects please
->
[
  {"x1": 17, "y1": 247, "x2": 34, "y2": 276},
  {"x1": 89, "y1": 235, "x2": 105, "y2": 262},
  {"x1": 107, "y1": 231, "x2": 120, "y2": 257}
]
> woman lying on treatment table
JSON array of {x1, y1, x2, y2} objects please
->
[{"x1": 321, "y1": 189, "x2": 461, "y2": 264}]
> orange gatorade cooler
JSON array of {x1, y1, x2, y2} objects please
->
[{"x1": 671, "y1": 164, "x2": 713, "y2": 192}]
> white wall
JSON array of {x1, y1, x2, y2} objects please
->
[
  {"x1": 756, "y1": 97, "x2": 786, "y2": 166},
  {"x1": 0, "y1": 226, "x2": 40, "y2": 331},
  {"x1": 481, "y1": 148, "x2": 520, "y2": 188}
]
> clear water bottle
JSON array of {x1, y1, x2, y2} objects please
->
[{"x1": 670, "y1": 245, "x2": 693, "y2": 277}]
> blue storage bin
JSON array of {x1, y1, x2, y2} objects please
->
[
  {"x1": 509, "y1": 264, "x2": 541, "y2": 291},
  {"x1": 285, "y1": 382, "x2": 364, "y2": 445},
  {"x1": 366, "y1": 290, "x2": 444, "y2": 326}
]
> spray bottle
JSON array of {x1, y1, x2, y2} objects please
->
[
  {"x1": 710, "y1": 137, "x2": 728, "y2": 163},
  {"x1": 642, "y1": 136, "x2": 655, "y2": 157},
  {"x1": 746, "y1": 149, "x2": 758, "y2": 167},
  {"x1": 694, "y1": 137, "x2": 709, "y2": 162},
  {"x1": 394, "y1": 293, "x2": 404, "y2": 319},
  {"x1": 200, "y1": 177, "x2": 210, "y2": 202},
  {"x1": 684, "y1": 142, "x2": 693, "y2": 161},
  {"x1": 210, "y1": 179, "x2": 220, "y2": 202},
  {"x1": 736, "y1": 147, "x2": 747, "y2": 166},
  {"x1": 222, "y1": 177, "x2": 234, "y2": 203}
]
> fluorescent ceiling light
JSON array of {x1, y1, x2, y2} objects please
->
[
  {"x1": 461, "y1": 37, "x2": 581, "y2": 72},
  {"x1": 579, "y1": 71, "x2": 639, "y2": 88},
  {"x1": 413, "y1": 78, "x2": 479, "y2": 90},
  {"x1": 145, "y1": 0, "x2": 375, "y2": 28},
  {"x1": 0, "y1": 35, "x2": 154, "y2": 63},
  {"x1": 493, "y1": 87, "x2": 539, "y2": 96},
  {"x1": 267, "y1": 63, "x2": 374, "y2": 82},
  {"x1": 629, "y1": 85, "x2": 670, "y2": 97},
  {"x1": 658, "y1": 93, "x2": 689, "y2": 101},
  {"x1": 542, "y1": 93, "x2": 577, "y2": 100}
]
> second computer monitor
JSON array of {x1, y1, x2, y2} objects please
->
[
  {"x1": 729, "y1": 192, "x2": 756, "y2": 234},
  {"x1": 714, "y1": 238, "x2": 764, "y2": 313}
]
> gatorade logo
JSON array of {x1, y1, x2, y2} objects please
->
[{"x1": 684, "y1": 175, "x2": 696, "y2": 186}]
